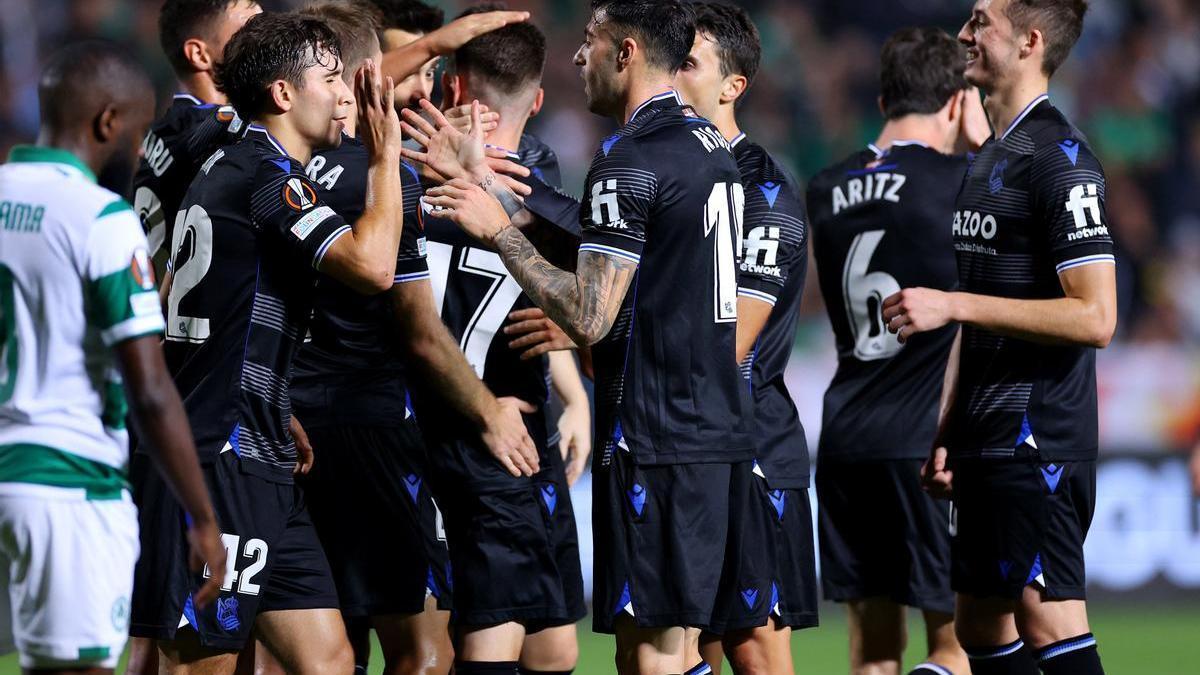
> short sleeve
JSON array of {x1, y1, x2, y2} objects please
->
[
  {"x1": 186, "y1": 105, "x2": 246, "y2": 158},
  {"x1": 84, "y1": 199, "x2": 166, "y2": 346},
  {"x1": 251, "y1": 158, "x2": 351, "y2": 271},
  {"x1": 738, "y1": 180, "x2": 808, "y2": 307},
  {"x1": 1030, "y1": 139, "x2": 1115, "y2": 274},
  {"x1": 394, "y1": 206, "x2": 429, "y2": 284},
  {"x1": 579, "y1": 144, "x2": 655, "y2": 265}
]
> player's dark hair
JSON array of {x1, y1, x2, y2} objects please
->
[
  {"x1": 879, "y1": 27, "x2": 966, "y2": 120},
  {"x1": 590, "y1": 0, "x2": 696, "y2": 74},
  {"x1": 299, "y1": 1, "x2": 382, "y2": 76},
  {"x1": 368, "y1": 0, "x2": 443, "y2": 34},
  {"x1": 159, "y1": 0, "x2": 240, "y2": 76},
  {"x1": 1004, "y1": 0, "x2": 1087, "y2": 76},
  {"x1": 38, "y1": 40, "x2": 152, "y2": 130},
  {"x1": 215, "y1": 12, "x2": 342, "y2": 119},
  {"x1": 692, "y1": 2, "x2": 761, "y2": 105},
  {"x1": 451, "y1": 3, "x2": 545, "y2": 94}
]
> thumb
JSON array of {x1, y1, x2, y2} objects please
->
[{"x1": 512, "y1": 398, "x2": 536, "y2": 413}]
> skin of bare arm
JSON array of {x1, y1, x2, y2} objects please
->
[
  {"x1": 921, "y1": 327, "x2": 962, "y2": 498},
  {"x1": 734, "y1": 296, "x2": 773, "y2": 364},
  {"x1": 548, "y1": 350, "x2": 591, "y2": 486}
]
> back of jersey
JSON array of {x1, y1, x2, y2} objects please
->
[
  {"x1": 808, "y1": 143, "x2": 963, "y2": 460},
  {"x1": 0, "y1": 146, "x2": 163, "y2": 474}
]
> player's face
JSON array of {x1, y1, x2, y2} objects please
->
[
  {"x1": 291, "y1": 49, "x2": 353, "y2": 150},
  {"x1": 211, "y1": 1, "x2": 263, "y2": 61},
  {"x1": 959, "y1": 0, "x2": 1021, "y2": 91},
  {"x1": 574, "y1": 13, "x2": 621, "y2": 117},
  {"x1": 676, "y1": 32, "x2": 725, "y2": 121},
  {"x1": 99, "y1": 96, "x2": 156, "y2": 195},
  {"x1": 383, "y1": 29, "x2": 438, "y2": 111}
]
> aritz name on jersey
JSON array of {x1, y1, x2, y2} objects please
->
[
  {"x1": 692, "y1": 125, "x2": 732, "y2": 153},
  {"x1": 831, "y1": 172, "x2": 906, "y2": 215},
  {"x1": 141, "y1": 129, "x2": 175, "y2": 178},
  {"x1": 1065, "y1": 183, "x2": 1107, "y2": 241}
]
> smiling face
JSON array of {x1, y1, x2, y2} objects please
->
[
  {"x1": 675, "y1": 31, "x2": 727, "y2": 121},
  {"x1": 958, "y1": 0, "x2": 1023, "y2": 92},
  {"x1": 288, "y1": 47, "x2": 353, "y2": 150},
  {"x1": 574, "y1": 11, "x2": 623, "y2": 117}
]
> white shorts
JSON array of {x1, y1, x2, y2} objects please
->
[{"x1": 0, "y1": 483, "x2": 138, "y2": 669}]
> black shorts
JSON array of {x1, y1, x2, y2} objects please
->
[
  {"x1": 711, "y1": 474, "x2": 819, "y2": 633},
  {"x1": 129, "y1": 451, "x2": 339, "y2": 651},
  {"x1": 949, "y1": 457, "x2": 1095, "y2": 601},
  {"x1": 816, "y1": 459, "x2": 955, "y2": 614},
  {"x1": 425, "y1": 438, "x2": 586, "y2": 629},
  {"x1": 300, "y1": 421, "x2": 452, "y2": 617},
  {"x1": 592, "y1": 452, "x2": 753, "y2": 634}
]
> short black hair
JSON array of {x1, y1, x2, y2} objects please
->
[
  {"x1": 159, "y1": 0, "x2": 239, "y2": 76},
  {"x1": 692, "y1": 2, "x2": 761, "y2": 101},
  {"x1": 215, "y1": 12, "x2": 342, "y2": 119},
  {"x1": 299, "y1": 1, "x2": 382, "y2": 76},
  {"x1": 879, "y1": 27, "x2": 966, "y2": 120},
  {"x1": 368, "y1": 0, "x2": 443, "y2": 34},
  {"x1": 591, "y1": 0, "x2": 696, "y2": 74},
  {"x1": 39, "y1": 40, "x2": 152, "y2": 130},
  {"x1": 452, "y1": 3, "x2": 545, "y2": 94},
  {"x1": 1005, "y1": 0, "x2": 1088, "y2": 76}
]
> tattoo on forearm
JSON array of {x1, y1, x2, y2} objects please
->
[{"x1": 493, "y1": 225, "x2": 635, "y2": 345}]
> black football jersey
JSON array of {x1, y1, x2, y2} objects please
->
[
  {"x1": 809, "y1": 142, "x2": 964, "y2": 461},
  {"x1": 414, "y1": 145, "x2": 580, "y2": 489},
  {"x1": 582, "y1": 91, "x2": 752, "y2": 467},
  {"x1": 164, "y1": 125, "x2": 351, "y2": 482},
  {"x1": 518, "y1": 132, "x2": 563, "y2": 188},
  {"x1": 134, "y1": 93, "x2": 246, "y2": 274},
  {"x1": 731, "y1": 135, "x2": 810, "y2": 488},
  {"x1": 289, "y1": 136, "x2": 428, "y2": 429},
  {"x1": 947, "y1": 96, "x2": 1114, "y2": 461}
]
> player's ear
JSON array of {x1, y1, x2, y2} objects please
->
[
  {"x1": 93, "y1": 103, "x2": 119, "y2": 144},
  {"x1": 1020, "y1": 27, "x2": 1043, "y2": 63},
  {"x1": 945, "y1": 89, "x2": 964, "y2": 124},
  {"x1": 530, "y1": 88, "x2": 545, "y2": 117},
  {"x1": 183, "y1": 38, "x2": 212, "y2": 73},
  {"x1": 721, "y1": 74, "x2": 747, "y2": 106},
  {"x1": 443, "y1": 71, "x2": 461, "y2": 108},
  {"x1": 269, "y1": 79, "x2": 292, "y2": 113},
  {"x1": 617, "y1": 37, "x2": 636, "y2": 71}
]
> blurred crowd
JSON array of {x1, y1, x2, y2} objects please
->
[{"x1": 0, "y1": 0, "x2": 1196, "y2": 346}]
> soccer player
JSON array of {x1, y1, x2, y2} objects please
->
[
  {"x1": 808, "y1": 26, "x2": 988, "y2": 675},
  {"x1": 415, "y1": 9, "x2": 588, "y2": 674},
  {"x1": 289, "y1": 4, "x2": 540, "y2": 674},
  {"x1": 412, "y1": 1, "x2": 752, "y2": 671},
  {"x1": 134, "y1": 0, "x2": 262, "y2": 277},
  {"x1": 0, "y1": 41, "x2": 224, "y2": 673},
  {"x1": 883, "y1": 2, "x2": 1115, "y2": 674},
  {"x1": 128, "y1": 13, "x2": 409, "y2": 673},
  {"x1": 672, "y1": 4, "x2": 818, "y2": 673}
]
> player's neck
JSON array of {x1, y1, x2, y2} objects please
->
[
  {"x1": 179, "y1": 73, "x2": 226, "y2": 106},
  {"x1": 257, "y1": 117, "x2": 313, "y2": 165},
  {"x1": 875, "y1": 116, "x2": 948, "y2": 154},
  {"x1": 711, "y1": 103, "x2": 742, "y2": 145},
  {"x1": 984, "y1": 74, "x2": 1049, "y2": 139},
  {"x1": 620, "y1": 77, "x2": 677, "y2": 124},
  {"x1": 34, "y1": 129, "x2": 101, "y2": 177}
]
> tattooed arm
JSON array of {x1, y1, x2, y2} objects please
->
[{"x1": 425, "y1": 178, "x2": 636, "y2": 346}]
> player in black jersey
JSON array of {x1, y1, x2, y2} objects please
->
[
  {"x1": 406, "y1": 11, "x2": 588, "y2": 674},
  {"x1": 411, "y1": 1, "x2": 751, "y2": 671},
  {"x1": 809, "y1": 27, "x2": 990, "y2": 675},
  {"x1": 672, "y1": 5, "x2": 816, "y2": 674},
  {"x1": 287, "y1": 6, "x2": 541, "y2": 674},
  {"x1": 134, "y1": 1, "x2": 261, "y2": 279},
  {"x1": 884, "y1": 3, "x2": 1114, "y2": 675},
  {"x1": 130, "y1": 14, "x2": 409, "y2": 672}
]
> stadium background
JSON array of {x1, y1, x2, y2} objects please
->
[{"x1": 0, "y1": 0, "x2": 1197, "y2": 671}]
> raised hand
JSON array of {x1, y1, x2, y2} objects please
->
[
  {"x1": 921, "y1": 446, "x2": 954, "y2": 499},
  {"x1": 401, "y1": 99, "x2": 530, "y2": 192},
  {"x1": 445, "y1": 103, "x2": 500, "y2": 135},
  {"x1": 425, "y1": 10, "x2": 530, "y2": 55},
  {"x1": 355, "y1": 59, "x2": 402, "y2": 161}
]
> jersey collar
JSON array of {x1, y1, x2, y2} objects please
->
[
  {"x1": 1000, "y1": 93, "x2": 1049, "y2": 141},
  {"x1": 173, "y1": 92, "x2": 205, "y2": 106},
  {"x1": 627, "y1": 90, "x2": 683, "y2": 124},
  {"x1": 247, "y1": 124, "x2": 288, "y2": 156},
  {"x1": 730, "y1": 132, "x2": 748, "y2": 148},
  {"x1": 6, "y1": 145, "x2": 96, "y2": 183}
]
